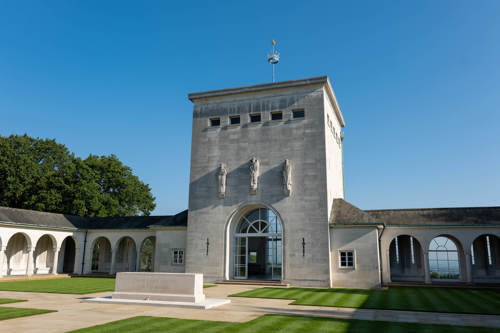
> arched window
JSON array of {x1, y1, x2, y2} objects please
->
[
  {"x1": 428, "y1": 236, "x2": 460, "y2": 280},
  {"x1": 233, "y1": 208, "x2": 282, "y2": 280}
]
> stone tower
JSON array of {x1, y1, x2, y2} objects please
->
[{"x1": 186, "y1": 76, "x2": 345, "y2": 287}]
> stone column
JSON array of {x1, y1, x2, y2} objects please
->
[
  {"x1": 26, "y1": 247, "x2": 35, "y2": 276},
  {"x1": 110, "y1": 250, "x2": 117, "y2": 274},
  {"x1": 0, "y1": 246, "x2": 7, "y2": 277},
  {"x1": 423, "y1": 250, "x2": 431, "y2": 284},
  {"x1": 136, "y1": 250, "x2": 142, "y2": 272},
  {"x1": 382, "y1": 248, "x2": 392, "y2": 284},
  {"x1": 464, "y1": 252, "x2": 473, "y2": 284},
  {"x1": 52, "y1": 247, "x2": 60, "y2": 275}
]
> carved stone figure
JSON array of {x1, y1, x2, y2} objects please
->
[
  {"x1": 282, "y1": 159, "x2": 292, "y2": 196},
  {"x1": 217, "y1": 163, "x2": 227, "y2": 199},
  {"x1": 249, "y1": 157, "x2": 260, "y2": 194}
]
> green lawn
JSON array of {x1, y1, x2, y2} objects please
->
[
  {"x1": 0, "y1": 306, "x2": 56, "y2": 321},
  {"x1": 0, "y1": 297, "x2": 55, "y2": 321},
  {"x1": 0, "y1": 298, "x2": 26, "y2": 305},
  {"x1": 231, "y1": 286, "x2": 500, "y2": 315},
  {"x1": 70, "y1": 314, "x2": 500, "y2": 333},
  {"x1": 0, "y1": 277, "x2": 115, "y2": 294}
]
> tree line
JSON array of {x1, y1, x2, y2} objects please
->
[{"x1": 0, "y1": 134, "x2": 156, "y2": 217}]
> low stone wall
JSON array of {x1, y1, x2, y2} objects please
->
[{"x1": 112, "y1": 272, "x2": 205, "y2": 303}]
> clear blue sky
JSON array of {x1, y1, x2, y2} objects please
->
[{"x1": 1, "y1": 1, "x2": 499, "y2": 215}]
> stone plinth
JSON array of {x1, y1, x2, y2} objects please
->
[{"x1": 112, "y1": 272, "x2": 205, "y2": 303}]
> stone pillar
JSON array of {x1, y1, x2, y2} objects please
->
[
  {"x1": 52, "y1": 247, "x2": 60, "y2": 275},
  {"x1": 423, "y1": 250, "x2": 431, "y2": 284},
  {"x1": 382, "y1": 248, "x2": 392, "y2": 284},
  {"x1": 26, "y1": 247, "x2": 35, "y2": 276},
  {"x1": 0, "y1": 246, "x2": 7, "y2": 277},
  {"x1": 136, "y1": 250, "x2": 142, "y2": 272},
  {"x1": 110, "y1": 250, "x2": 117, "y2": 274},
  {"x1": 464, "y1": 252, "x2": 473, "y2": 284}
]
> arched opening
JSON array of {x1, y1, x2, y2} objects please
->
[
  {"x1": 6, "y1": 233, "x2": 30, "y2": 275},
  {"x1": 428, "y1": 236, "x2": 461, "y2": 280},
  {"x1": 115, "y1": 237, "x2": 137, "y2": 272},
  {"x1": 472, "y1": 234, "x2": 500, "y2": 282},
  {"x1": 389, "y1": 235, "x2": 424, "y2": 282},
  {"x1": 91, "y1": 237, "x2": 112, "y2": 273},
  {"x1": 232, "y1": 207, "x2": 282, "y2": 280},
  {"x1": 34, "y1": 235, "x2": 55, "y2": 274},
  {"x1": 58, "y1": 236, "x2": 76, "y2": 274},
  {"x1": 139, "y1": 237, "x2": 155, "y2": 272}
]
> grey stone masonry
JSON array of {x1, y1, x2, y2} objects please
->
[{"x1": 186, "y1": 76, "x2": 345, "y2": 287}]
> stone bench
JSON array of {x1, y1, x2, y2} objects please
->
[{"x1": 112, "y1": 272, "x2": 205, "y2": 303}]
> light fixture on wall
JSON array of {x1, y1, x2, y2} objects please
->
[
  {"x1": 206, "y1": 238, "x2": 210, "y2": 256},
  {"x1": 302, "y1": 238, "x2": 306, "y2": 257}
]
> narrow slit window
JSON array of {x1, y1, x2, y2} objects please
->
[
  {"x1": 230, "y1": 115, "x2": 241, "y2": 125},
  {"x1": 293, "y1": 109, "x2": 305, "y2": 119},
  {"x1": 210, "y1": 117, "x2": 220, "y2": 127},
  {"x1": 271, "y1": 111, "x2": 283, "y2": 121},
  {"x1": 250, "y1": 113, "x2": 261, "y2": 123}
]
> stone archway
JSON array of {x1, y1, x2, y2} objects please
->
[
  {"x1": 389, "y1": 235, "x2": 424, "y2": 282},
  {"x1": 428, "y1": 235, "x2": 463, "y2": 281},
  {"x1": 229, "y1": 207, "x2": 283, "y2": 281},
  {"x1": 139, "y1": 237, "x2": 155, "y2": 272},
  {"x1": 91, "y1": 237, "x2": 112, "y2": 273},
  {"x1": 59, "y1": 236, "x2": 76, "y2": 274},
  {"x1": 114, "y1": 237, "x2": 137, "y2": 272},
  {"x1": 6, "y1": 233, "x2": 30, "y2": 275},
  {"x1": 34, "y1": 235, "x2": 55, "y2": 274},
  {"x1": 472, "y1": 234, "x2": 500, "y2": 283}
]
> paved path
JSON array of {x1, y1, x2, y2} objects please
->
[{"x1": 0, "y1": 284, "x2": 500, "y2": 332}]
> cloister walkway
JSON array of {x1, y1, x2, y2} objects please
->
[{"x1": 0, "y1": 284, "x2": 500, "y2": 332}]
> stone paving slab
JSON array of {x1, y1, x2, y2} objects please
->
[{"x1": 0, "y1": 284, "x2": 499, "y2": 332}]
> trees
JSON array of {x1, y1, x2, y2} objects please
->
[{"x1": 0, "y1": 134, "x2": 156, "y2": 217}]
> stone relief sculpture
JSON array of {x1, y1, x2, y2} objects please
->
[
  {"x1": 282, "y1": 159, "x2": 292, "y2": 196},
  {"x1": 249, "y1": 157, "x2": 260, "y2": 194},
  {"x1": 217, "y1": 163, "x2": 227, "y2": 199}
]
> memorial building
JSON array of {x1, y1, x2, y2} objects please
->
[{"x1": 0, "y1": 76, "x2": 499, "y2": 288}]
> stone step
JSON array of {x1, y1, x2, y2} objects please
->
[{"x1": 216, "y1": 280, "x2": 290, "y2": 287}]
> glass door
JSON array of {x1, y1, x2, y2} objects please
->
[
  {"x1": 266, "y1": 236, "x2": 282, "y2": 280},
  {"x1": 234, "y1": 236, "x2": 247, "y2": 279}
]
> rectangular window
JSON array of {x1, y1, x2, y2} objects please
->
[
  {"x1": 172, "y1": 248, "x2": 185, "y2": 265},
  {"x1": 339, "y1": 250, "x2": 354, "y2": 268},
  {"x1": 210, "y1": 117, "x2": 220, "y2": 127},
  {"x1": 250, "y1": 113, "x2": 261, "y2": 123},
  {"x1": 293, "y1": 109, "x2": 305, "y2": 119},
  {"x1": 230, "y1": 115, "x2": 240, "y2": 125},
  {"x1": 271, "y1": 111, "x2": 283, "y2": 121}
]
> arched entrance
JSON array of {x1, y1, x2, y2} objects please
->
[
  {"x1": 389, "y1": 235, "x2": 424, "y2": 282},
  {"x1": 472, "y1": 234, "x2": 500, "y2": 282},
  {"x1": 6, "y1": 233, "x2": 30, "y2": 275},
  {"x1": 232, "y1": 208, "x2": 282, "y2": 280},
  {"x1": 59, "y1": 236, "x2": 76, "y2": 274},
  {"x1": 428, "y1": 236, "x2": 461, "y2": 280},
  {"x1": 139, "y1": 237, "x2": 155, "y2": 272},
  {"x1": 115, "y1": 237, "x2": 137, "y2": 272},
  {"x1": 34, "y1": 235, "x2": 55, "y2": 274},
  {"x1": 91, "y1": 237, "x2": 112, "y2": 273}
]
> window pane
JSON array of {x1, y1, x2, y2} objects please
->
[
  {"x1": 293, "y1": 110, "x2": 305, "y2": 119},
  {"x1": 250, "y1": 114, "x2": 261, "y2": 122},
  {"x1": 271, "y1": 112, "x2": 283, "y2": 120},
  {"x1": 230, "y1": 116, "x2": 240, "y2": 125},
  {"x1": 210, "y1": 118, "x2": 220, "y2": 127}
]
